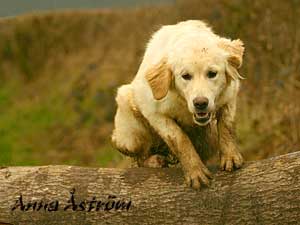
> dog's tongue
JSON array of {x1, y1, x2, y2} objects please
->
[{"x1": 198, "y1": 112, "x2": 207, "y2": 117}]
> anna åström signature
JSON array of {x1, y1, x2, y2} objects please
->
[{"x1": 11, "y1": 188, "x2": 132, "y2": 212}]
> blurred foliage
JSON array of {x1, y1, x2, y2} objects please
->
[{"x1": 0, "y1": 0, "x2": 299, "y2": 167}]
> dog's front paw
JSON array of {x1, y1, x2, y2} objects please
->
[
  {"x1": 220, "y1": 150, "x2": 244, "y2": 172},
  {"x1": 184, "y1": 163, "x2": 212, "y2": 189}
]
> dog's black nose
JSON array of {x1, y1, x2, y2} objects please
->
[{"x1": 193, "y1": 97, "x2": 208, "y2": 110}]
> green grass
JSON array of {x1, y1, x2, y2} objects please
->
[
  {"x1": 0, "y1": 78, "x2": 122, "y2": 166},
  {"x1": 96, "y1": 145, "x2": 124, "y2": 167},
  {"x1": 0, "y1": 80, "x2": 72, "y2": 165}
]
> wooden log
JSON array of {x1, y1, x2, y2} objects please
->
[{"x1": 0, "y1": 151, "x2": 300, "y2": 225}]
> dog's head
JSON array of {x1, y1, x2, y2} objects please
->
[{"x1": 146, "y1": 37, "x2": 244, "y2": 126}]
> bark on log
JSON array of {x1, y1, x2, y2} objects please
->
[{"x1": 1, "y1": 152, "x2": 300, "y2": 225}]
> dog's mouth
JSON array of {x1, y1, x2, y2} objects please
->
[{"x1": 193, "y1": 112, "x2": 211, "y2": 126}]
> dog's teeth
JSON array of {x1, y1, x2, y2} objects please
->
[{"x1": 196, "y1": 112, "x2": 208, "y2": 118}]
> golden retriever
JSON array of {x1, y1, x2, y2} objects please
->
[{"x1": 112, "y1": 20, "x2": 245, "y2": 189}]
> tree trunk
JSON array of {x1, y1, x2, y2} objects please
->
[{"x1": 0, "y1": 151, "x2": 300, "y2": 225}]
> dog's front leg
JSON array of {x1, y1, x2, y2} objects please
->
[
  {"x1": 146, "y1": 113, "x2": 212, "y2": 189},
  {"x1": 217, "y1": 103, "x2": 244, "y2": 171}
]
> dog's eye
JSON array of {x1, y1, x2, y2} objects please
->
[
  {"x1": 207, "y1": 71, "x2": 217, "y2": 79},
  {"x1": 182, "y1": 73, "x2": 192, "y2": 80}
]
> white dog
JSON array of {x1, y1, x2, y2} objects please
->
[{"x1": 112, "y1": 20, "x2": 244, "y2": 189}]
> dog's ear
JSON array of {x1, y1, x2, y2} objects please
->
[
  {"x1": 218, "y1": 38, "x2": 245, "y2": 80},
  {"x1": 145, "y1": 58, "x2": 172, "y2": 100}
]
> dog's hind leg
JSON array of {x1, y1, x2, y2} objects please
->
[{"x1": 111, "y1": 85, "x2": 153, "y2": 164}]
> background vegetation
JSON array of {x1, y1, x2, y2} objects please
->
[{"x1": 0, "y1": 0, "x2": 299, "y2": 167}]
